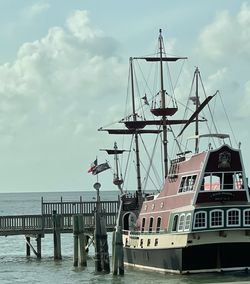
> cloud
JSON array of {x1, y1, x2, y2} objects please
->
[
  {"x1": 0, "y1": 10, "x2": 125, "y2": 137},
  {"x1": 22, "y1": 3, "x2": 50, "y2": 19},
  {"x1": 0, "y1": 9, "x2": 127, "y2": 191},
  {"x1": 66, "y1": 10, "x2": 95, "y2": 41},
  {"x1": 197, "y1": 2, "x2": 250, "y2": 61},
  {"x1": 192, "y1": 2, "x2": 250, "y2": 123}
]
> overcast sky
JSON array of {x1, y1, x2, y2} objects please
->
[{"x1": 0, "y1": 1, "x2": 249, "y2": 193}]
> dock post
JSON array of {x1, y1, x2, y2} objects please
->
[
  {"x1": 36, "y1": 234, "x2": 42, "y2": 259},
  {"x1": 116, "y1": 226, "x2": 124, "y2": 275},
  {"x1": 112, "y1": 231, "x2": 118, "y2": 275},
  {"x1": 112, "y1": 194, "x2": 124, "y2": 275},
  {"x1": 93, "y1": 182, "x2": 110, "y2": 273},
  {"x1": 73, "y1": 215, "x2": 79, "y2": 267},
  {"x1": 94, "y1": 182, "x2": 102, "y2": 272},
  {"x1": 112, "y1": 227, "x2": 124, "y2": 275},
  {"x1": 100, "y1": 213, "x2": 110, "y2": 273},
  {"x1": 26, "y1": 236, "x2": 31, "y2": 257},
  {"x1": 94, "y1": 210, "x2": 102, "y2": 272},
  {"x1": 53, "y1": 210, "x2": 62, "y2": 260},
  {"x1": 78, "y1": 215, "x2": 87, "y2": 267}
]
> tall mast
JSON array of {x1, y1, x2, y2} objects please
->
[
  {"x1": 100, "y1": 142, "x2": 125, "y2": 194},
  {"x1": 130, "y1": 57, "x2": 142, "y2": 206},
  {"x1": 159, "y1": 29, "x2": 168, "y2": 178},
  {"x1": 195, "y1": 67, "x2": 200, "y2": 153}
]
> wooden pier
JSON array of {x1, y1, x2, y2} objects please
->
[{"x1": 0, "y1": 198, "x2": 119, "y2": 237}]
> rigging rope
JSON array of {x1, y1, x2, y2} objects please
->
[
  {"x1": 218, "y1": 91, "x2": 237, "y2": 146},
  {"x1": 139, "y1": 132, "x2": 162, "y2": 191}
]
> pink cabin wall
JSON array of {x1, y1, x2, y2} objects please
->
[{"x1": 137, "y1": 152, "x2": 207, "y2": 231}]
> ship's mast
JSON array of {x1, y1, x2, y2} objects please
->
[
  {"x1": 159, "y1": 29, "x2": 168, "y2": 178},
  {"x1": 130, "y1": 57, "x2": 143, "y2": 207},
  {"x1": 195, "y1": 67, "x2": 200, "y2": 153}
]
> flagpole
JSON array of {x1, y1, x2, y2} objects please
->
[{"x1": 96, "y1": 156, "x2": 98, "y2": 183}]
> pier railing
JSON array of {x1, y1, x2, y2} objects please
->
[
  {"x1": 42, "y1": 199, "x2": 118, "y2": 215},
  {"x1": 0, "y1": 199, "x2": 119, "y2": 236}
]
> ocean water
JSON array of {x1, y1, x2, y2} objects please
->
[{"x1": 0, "y1": 191, "x2": 250, "y2": 284}]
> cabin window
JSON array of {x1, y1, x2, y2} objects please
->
[
  {"x1": 244, "y1": 209, "x2": 250, "y2": 226},
  {"x1": 140, "y1": 239, "x2": 143, "y2": 248},
  {"x1": 234, "y1": 172, "x2": 244, "y2": 189},
  {"x1": 179, "y1": 175, "x2": 197, "y2": 193},
  {"x1": 194, "y1": 211, "x2": 207, "y2": 229},
  {"x1": 201, "y1": 171, "x2": 244, "y2": 191},
  {"x1": 156, "y1": 217, "x2": 161, "y2": 233},
  {"x1": 227, "y1": 209, "x2": 240, "y2": 227},
  {"x1": 149, "y1": 217, "x2": 154, "y2": 233},
  {"x1": 141, "y1": 218, "x2": 146, "y2": 232},
  {"x1": 172, "y1": 215, "x2": 179, "y2": 232},
  {"x1": 210, "y1": 209, "x2": 224, "y2": 228},
  {"x1": 184, "y1": 213, "x2": 192, "y2": 231},
  {"x1": 147, "y1": 239, "x2": 151, "y2": 247},
  {"x1": 178, "y1": 214, "x2": 185, "y2": 231},
  {"x1": 169, "y1": 162, "x2": 178, "y2": 175},
  {"x1": 202, "y1": 174, "x2": 221, "y2": 190}
]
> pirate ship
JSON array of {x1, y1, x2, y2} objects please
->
[{"x1": 100, "y1": 30, "x2": 250, "y2": 273}]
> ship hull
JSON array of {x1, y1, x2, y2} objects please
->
[{"x1": 123, "y1": 242, "x2": 250, "y2": 274}]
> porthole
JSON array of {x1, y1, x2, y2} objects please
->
[{"x1": 160, "y1": 202, "x2": 164, "y2": 208}]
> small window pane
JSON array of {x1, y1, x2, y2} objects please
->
[
  {"x1": 211, "y1": 210, "x2": 223, "y2": 227},
  {"x1": 178, "y1": 214, "x2": 185, "y2": 231},
  {"x1": 141, "y1": 218, "x2": 145, "y2": 232},
  {"x1": 227, "y1": 210, "x2": 240, "y2": 226},
  {"x1": 172, "y1": 215, "x2": 178, "y2": 232},
  {"x1": 244, "y1": 210, "x2": 250, "y2": 225},
  {"x1": 184, "y1": 214, "x2": 191, "y2": 231},
  {"x1": 149, "y1": 217, "x2": 154, "y2": 232},
  {"x1": 194, "y1": 212, "x2": 206, "y2": 228},
  {"x1": 156, "y1": 217, "x2": 161, "y2": 233}
]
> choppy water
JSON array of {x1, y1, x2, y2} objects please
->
[{"x1": 0, "y1": 191, "x2": 250, "y2": 283}]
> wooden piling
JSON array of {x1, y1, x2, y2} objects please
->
[
  {"x1": 100, "y1": 214, "x2": 110, "y2": 273},
  {"x1": 78, "y1": 215, "x2": 87, "y2": 267},
  {"x1": 116, "y1": 227, "x2": 124, "y2": 275},
  {"x1": 36, "y1": 234, "x2": 42, "y2": 259},
  {"x1": 53, "y1": 210, "x2": 62, "y2": 260},
  {"x1": 112, "y1": 231, "x2": 118, "y2": 275},
  {"x1": 25, "y1": 235, "x2": 41, "y2": 259},
  {"x1": 94, "y1": 209, "x2": 102, "y2": 272},
  {"x1": 73, "y1": 215, "x2": 79, "y2": 267},
  {"x1": 93, "y1": 182, "x2": 111, "y2": 273},
  {"x1": 112, "y1": 227, "x2": 124, "y2": 275},
  {"x1": 25, "y1": 236, "x2": 31, "y2": 257}
]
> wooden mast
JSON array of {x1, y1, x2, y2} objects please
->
[
  {"x1": 130, "y1": 57, "x2": 143, "y2": 208},
  {"x1": 195, "y1": 67, "x2": 200, "y2": 153},
  {"x1": 158, "y1": 29, "x2": 168, "y2": 178}
]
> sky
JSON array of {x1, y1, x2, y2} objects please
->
[{"x1": 0, "y1": 1, "x2": 250, "y2": 193}]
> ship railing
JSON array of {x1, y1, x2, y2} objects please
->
[{"x1": 200, "y1": 183, "x2": 244, "y2": 191}]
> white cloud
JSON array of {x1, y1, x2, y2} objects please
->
[
  {"x1": 0, "y1": 10, "x2": 127, "y2": 191},
  {"x1": 66, "y1": 10, "x2": 96, "y2": 41},
  {"x1": 192, "y1": 2, "x2": 250, "y2": 122},
  {"x1": 197, "y1": 2, "x2": 250, "y2": 61},
  {"x1": 0, "y1": 10, "x2": 124, "y2": 132}
]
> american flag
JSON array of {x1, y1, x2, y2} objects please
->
[{"x1": 87, "y1": 159, "x2": 97, "y2": 173}]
